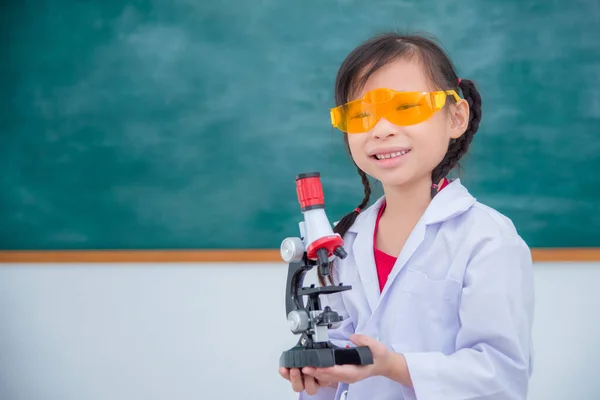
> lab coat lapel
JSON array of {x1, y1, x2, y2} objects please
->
[
  {"x1": 350, "y1": 198, "x2": 383, "y2": 313},
  {"x1": 350, "y1": 197, "x2": 428, "y2": 312},
  {"x1": 351, "y1": 209, "x2": 427, "y2": 314},
  {"x1": 379, "y1": 179, "x2": 476, "y2": 299},
  {"x1": 379, "y1": 217, "x2": 426, "y2": 299},
  {"x1": 348, "y1": 180, "x2": 476, "y2": 312}
]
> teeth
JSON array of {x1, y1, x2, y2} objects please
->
[{"x1": 375, "y1": 150, "x2": 408, "y2": 160}]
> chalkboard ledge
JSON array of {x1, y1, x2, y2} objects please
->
[{"x1": 1, "y1": 249, "x2": 599, "y2": 263}]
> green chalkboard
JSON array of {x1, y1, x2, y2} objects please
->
[{"x1": 2, "y1": 0, "x2": 599, "y2": 250}]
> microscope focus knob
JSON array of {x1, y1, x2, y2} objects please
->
[
  {"x1": 287, "y1": 310, "x2": 310, "y2": 333},
  {"x1": 280, "y1": 237, "x2": 305, "y2": 263}
]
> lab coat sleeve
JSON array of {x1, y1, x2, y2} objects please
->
[
  {"x1": 299, "y1": 273, "x2": 356, "y2": 400},
  {"x1": 402, "y1": 236, "x2": 535, "y2": 400}
]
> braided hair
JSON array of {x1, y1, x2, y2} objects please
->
[
  {"x1": 319, "y1": 32, "x2": 483, "y2": 286},
  {"x1": 431, "y1": 78, "x2": 483, "y2": 197}
]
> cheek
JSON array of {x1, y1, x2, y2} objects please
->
[
  {"x1": 413, "y1": 120, "x2": 451, "y2": 165},
  {"x1": 347, "y1": 135, "x2": 366, "y2": 161}
]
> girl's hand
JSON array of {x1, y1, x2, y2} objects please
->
[
  {"x1": 301, "y1": 334, "x2": 396, "y2": 384},
  {"x1": 279, "y1": 367, "x2": 337, "y2": 395}
]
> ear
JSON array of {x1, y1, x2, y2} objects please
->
[{"x1": 449, "y1": 99, "x2": 470, "y2": 139}]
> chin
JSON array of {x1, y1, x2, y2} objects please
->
[
  {"x1": 367, "y1": 169, "x2": 416, "y2": 187},
  {"x1": 380, "y1": 177, "x2": 417, "y2": 188},
  {"x1": 372, "y1": 168, "x2": 435, "y2": 189}
]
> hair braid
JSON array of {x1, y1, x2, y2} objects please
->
[
  {"x1": 356, "y1": 168, "x2": 372, "y2": 210},
  {"x1": 431, "y1": 78, "x2": 482, "y2": 193},
  {"x1": 318, "y1": 163, "x2": 371, "y2": 286}
]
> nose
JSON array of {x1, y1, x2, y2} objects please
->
[{"x1": 370, "y1": 117, "x2": 398, "y2": 140}]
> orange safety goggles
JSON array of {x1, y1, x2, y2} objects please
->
[{"x1": 330, "y1": 88, "x2": 461, "y2": 134}]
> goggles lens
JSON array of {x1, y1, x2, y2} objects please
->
[{"x1": 330, "y1": 88, "x2": 461, "y2": 134}]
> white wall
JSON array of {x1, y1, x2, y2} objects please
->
[{"x1": 0, "y1": 261, "x2": 598, "y2": 400}]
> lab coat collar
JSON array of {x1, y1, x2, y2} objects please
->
[
  {"x1": 348, "y1": 178, "x2": 476, "y2": 234},
  {"x1": 345, "y1": 179, "x2": 476, "y2": 313}
]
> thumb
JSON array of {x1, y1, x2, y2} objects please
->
[{"x1": 349, "y1": 333, "x2": 378, "y2": 348}]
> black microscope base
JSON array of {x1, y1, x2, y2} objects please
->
[{"x1": 280, "y1": 344, "x2": 374, "y2": 368}]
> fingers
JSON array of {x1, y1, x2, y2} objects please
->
[
  {"x1": 304, "y1": 365, "x2": 360, "y2": 384},
  {"x1": 279, "y1": 367, "x2": 290, "y2": 381},
  {"x1": 350, "y1": 334, "x2": 375, "y2": 347},
  {"x1": 303, "y1": 367, "x2": 333, "y2": 384},
  {"x1": 315, "y1": 377, "x2": 335, "y2": 389},
  {"x1": 303, "y1": 375, "x2": 320, "y2": 395},
  {"x1": 350, "y1": 334, "x2": 389, "y2": 360},
  {"x1": 280, "y1": 367, "x2": 331, "y2": 395},
  {"x1": 289, "y1": 368, "x2": 305, "y2": 393}
]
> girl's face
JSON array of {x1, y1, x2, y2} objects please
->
[{"x1": 346, "y1": 58, "x2": 469, "y2": 188}]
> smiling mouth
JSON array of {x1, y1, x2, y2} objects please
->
[{"x1": 371, "y1": 150, "x2": 411, "y2": 160}]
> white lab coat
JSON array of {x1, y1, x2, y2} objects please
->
[{"x1": 300, "y1": 179, "x2": 535, "y2": 400}]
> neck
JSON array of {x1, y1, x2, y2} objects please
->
[{"x1": 381, "y1": 176, "x2": 439, "y2": 223}]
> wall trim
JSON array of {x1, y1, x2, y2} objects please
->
[{"x1": 1, "y1": 248, "x2": 599, "y2": 263}]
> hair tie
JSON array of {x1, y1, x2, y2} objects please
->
[
  {"x1": 457, "y1": 78, "x2": 462, "y2": 85},
  {"x1": 353, "y1": 207, "x2": 361, "y2": 214},
  {"x1": 431, "y1": 183, "x2": 439, "y2": 189}
]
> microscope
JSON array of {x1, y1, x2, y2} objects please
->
[{"x1": 279, "y1": 172, "x2": 374, "y2": 368}]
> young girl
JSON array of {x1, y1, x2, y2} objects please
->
[{"x1": 279, "y1": 32, "x2": 534, "y2": 400}]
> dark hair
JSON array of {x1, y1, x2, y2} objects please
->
[{"x1": 320, "y1": 32, "x2": 482, "y2": 286}]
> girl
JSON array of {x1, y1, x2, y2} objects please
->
[{"x1": 279, "y1": 32, "x2": 534, "y2": 400}]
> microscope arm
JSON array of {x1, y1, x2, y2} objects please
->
[{"x1": 284, "y1": 258, "x2": 313, "y2": 316}]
